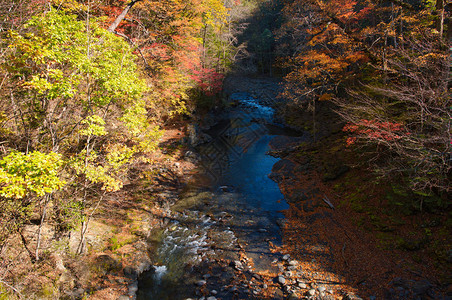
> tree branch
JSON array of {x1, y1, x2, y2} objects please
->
[{"x1": 107, "y1": 0, "x2": 143, "y2": 33}]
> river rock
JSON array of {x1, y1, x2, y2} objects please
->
[
  {"x1": 253, "y1": 273, "x2": 262, "y2": 280},
  {"x1": 288, "y1": 260, "x2": 298, "y2": 266},
  {"x1": 277, "y1": 276, "x2": 286, "y2": 284},
  {"x1": 343, "y1": 292, "x2": 363, "y2": 300},
  {"x1": 187, "y1": 124, "x2": 213, "y2": 146},
  {"x1": 117, "y1": 296, "x2": 129, "y2": 300},
  {"x1": 207, "y1": 296, "x2": 217, "y2": 300},
  {"x1": 95, "y1": 254, "x2": 122, "y2": 275},
  {"x1": 211, "y1": 290, "x2": 217, "y2": 295},
  {"x1": 298, "y1": 282, "x2": 307, "y2": 289},
  {"x1": 282, "y1": 254, "x2": 291, "y2": 261},
  {"x1": 318, "y1": 286, "x2": 326, "y2": 293},
  {"x1": 184, "y1": 150, "x2": 201, "y2": 163},
  {"x1": 308, "y1": 289, "x2": 316, "y2": 296},
  {"x1": 196, "y1": 280, "x2": 207, "y2": 286},
  {"x1": 269, "y1": 159, "x2": 296, "y2": 183},
  {"x1": 288, "y1": 292, "x2": 300, "y2": 300},
  {"x1": 230, "y1": 260, "x2": 243, "y2": 270}
]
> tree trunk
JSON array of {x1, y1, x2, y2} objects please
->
[
  {"x1": 108, "y1": 0, "x2": 143, "y2": 33},
  {"x1": 35, "y1": 194, "x2": 50, "y2": 261},
  {"x1": 436, "y1": 0, "x2": 445, "y2": 37},
  {"x1": 446, "y1": 2, "x2": 452, "y2": 43}
]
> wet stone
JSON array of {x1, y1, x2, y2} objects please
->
[
  {"x1": 318, "y1": 286, "x2": 326, "y2": 293},
  {"x1": 196, "y1": 280, "x2": 207, "y2": 286},
  {"x1": 308, "y1": 289, "x2": 316, "y2": 296},
  {"x1": 277, "y1": 276, "x2": 286, "y2": 284},
  {"x1": 211, "y1": 290, "x2": 217, "y2": 295},
  {"x1": 287, "y1": 265, "x2": 296, "y2": 271},
  {"x1": 207, "y1": 297, "x2": 217, "y2": 300},
  {"x1": 282, "y1": 254, "x2": 291, "y2": 261}
]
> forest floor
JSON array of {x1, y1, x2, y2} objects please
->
[{"x1": 268, "y1": 96, "x2": 452, "y2": 299}]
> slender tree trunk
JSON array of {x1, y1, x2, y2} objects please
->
[
  {"x1": 35, "y1": 194, "x2": 50, "y2": 261},
  {"x1": 447, "y1": 2, "x2": 452, "y2": 43},
  {"x1": 391, "y1": 2, "x2": 398, "y2": 48},
  {"x1": 313, "y1": 99, "x2": 316, "y2": 142},
  {"x1": 77, "y1": 134, "x2": 92, "y2": 255},
  {"x1": 436, "y1": 0, "x2": 445, "y2": 37},
  {"x1": 108, "y1": 0, "x2": 143, "y2": 33},
  {"x1": 202, "y1": 25, "x2": 207, "y2": 69}
]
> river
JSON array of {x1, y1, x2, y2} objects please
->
[{"x1": 137, "y1": 83, "x2": 308, "y2": 299}]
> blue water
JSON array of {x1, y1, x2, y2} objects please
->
[
  {"x1": 137, "y1": 91, "x2": 302, "y2": 299},
  {"x1": 217, "y1": 134, "x2": 289, "y2": 214}
]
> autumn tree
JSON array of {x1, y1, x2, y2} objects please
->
[
  {"x1": 275, "y1": 0, "x2": 451, "y2": 199},
  {"x1": 1, "y1": 9, "x2": 160, "y2": 258}
]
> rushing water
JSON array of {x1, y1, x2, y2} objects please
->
[{"x1": 137, "y1": 91, "x2": 305, "y2": 300}]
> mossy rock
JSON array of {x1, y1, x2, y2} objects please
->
[{"x1": 94, "y1": 254, "x2": 122, "y2": 275}]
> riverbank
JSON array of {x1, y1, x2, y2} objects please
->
[{"x1": 270, "y1": 96, "x2": 451, "y2": 299}]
